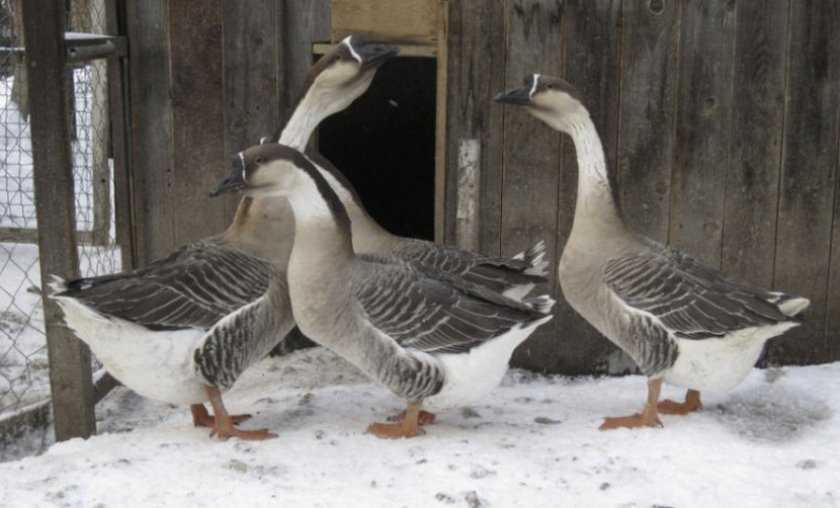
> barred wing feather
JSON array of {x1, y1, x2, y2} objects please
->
[
  {"x1": 59, "y1": 240, "x2": 271, "y2": 330},
  {"x1": 604, "y1": 248, "x2": 795, "y2": 341},
  {"x1": 353, "y1": 257, "x2": 548, "y2": 354}
]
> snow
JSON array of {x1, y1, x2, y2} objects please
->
[{"x1": 1, "y1": 347, "x2": 837, "y2": 507}]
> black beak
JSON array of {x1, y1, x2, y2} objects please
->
[
  {"x1": 356, "y1": 42, "x2": 400, "y2": 70},
  {"x1": 210, "y1": 161, "x2": 247, "y2": 197},
  {"x1": 494, "y1": 87, "x2": 532, "y2": 106}
]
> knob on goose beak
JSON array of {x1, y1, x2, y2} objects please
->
[
  {"x1": 351, "y1": 39, "x2": 400, "y2": 70},
  {"x1": 210, "y1": 155, "x2": 247, "y2": 197},
  {"x1": 494, "y1": 86, "x2": 533, "y2": 106}
]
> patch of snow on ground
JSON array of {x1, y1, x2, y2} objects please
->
[{"x1": 1, "y1": 347, "x2": 837, "y2": 507}]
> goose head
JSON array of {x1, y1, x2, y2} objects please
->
[
  {"x1": 211, "y1": 144, "x2": 316, "y2": 199},
  {"x1": 300, "y1": 35, "x2": 399, "y2": 117},
  {"x1": 494, "y1": 74, "x2": 588, "y2": 133}
]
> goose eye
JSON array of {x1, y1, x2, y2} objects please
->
[
  {"x1": 255, "y1": 157, "x2": 265, "y2": 165},
  {"x1": 546, "y1": 84, "x2": 553, "y2": 90}
]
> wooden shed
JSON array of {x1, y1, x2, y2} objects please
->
[{"x1": 122, "y1": 0, "x2": 840, "y2": 374}]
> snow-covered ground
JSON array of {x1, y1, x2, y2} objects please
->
[{"x1": 1, "y1": 347, "x2": 837, "y2": 507}]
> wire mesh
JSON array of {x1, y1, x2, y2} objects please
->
[{"x1": 0, "y1": 0, "x2": 121, "y2": 422}]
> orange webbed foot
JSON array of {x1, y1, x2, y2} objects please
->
[
  {"x1": 599, "y1": 412, "x2": 663, "y2": 431},
  {"x1": 657, "y1": 390, "x2": 702, "y2": 415},
  {"x1": 210, "y1": 425, "x2": 277, "y2": 441},
  {"x1": 387, "y1": 410, "x2": 437, "y2": 426},
  {"x1": 366, "y1": 421, "x2": 425, "y2": 439}
]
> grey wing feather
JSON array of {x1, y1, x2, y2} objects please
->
[
  {"x1": 604, "y1": 246, "x2": 797, "y2": 340},
  {"x1": 353, "y1": 256, "x2": 549, "y2": 355},
  {"x1": 59, "y1": 239, "x2": 271, "y2": 330},
  {"x1": 393, "y1": 240, "x2": 547, "y2": 296}
]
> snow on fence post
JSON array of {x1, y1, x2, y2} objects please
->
[{"x1": 22, "y1": 0, "x2": 96, "y2": 441}]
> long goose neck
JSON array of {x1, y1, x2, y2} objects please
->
[
  {"x1": 315, "y1": 164, "x2": 396, "y2": 251},
  {"x1": 279, "y1": 89, "x2": 332, "y2": 151},
  {"x1": 222, "y1": 197, "x2": 294, "y2": 263},
  {"x1": 286, "y1": 171, "x2": 354, "y2": 267},
  {"x1": 564, "y1": 115, "x2": 624, "y2": 237}
]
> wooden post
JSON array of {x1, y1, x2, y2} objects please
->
[
  {"x1": 106, "y1": 0, "x2": 136, "y2": 270},
  {"x1": 23, "y1": 0, "x2": 96, "y2": 440}
]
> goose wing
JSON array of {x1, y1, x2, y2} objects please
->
[
  {"x1": 604, "y1": 247, "x2": 793, "y2": 340},
  {"x1": 352, "y1": 256, "x2": 550, "y2": 354},
  {"x1": 393, "y1": 240, "x2": 547, "y2": 296},
  {"x1": 59, "y1": 240, "x2": 271, "y2": 330}
]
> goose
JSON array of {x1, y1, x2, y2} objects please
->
[
  {"x1": 211, "y1": 143, "x2": 556, "y2": 439},
  {"x1": 48, "y1": 37, "x2": 401, "y2": 440},
  {"x1": 495, "y1": 75, "x2": 810, "y2": 430}
]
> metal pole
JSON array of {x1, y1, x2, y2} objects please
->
[{"x1": 23, "y1": 0, "x2": 96, "y2": 441}]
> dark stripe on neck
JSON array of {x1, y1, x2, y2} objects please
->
[
  {"x1": 307, "y1": 151, "x2": 365, "y2": 207},
  {"x1": 281, "y1": 146, "x2": 353, "y2": 238}
]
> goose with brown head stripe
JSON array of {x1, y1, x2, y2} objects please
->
[
  {"x1": 212, "y1": 144, "x2": 555, "y2": 439},
  {"x1": 49, "y1": 37, "x2": 399, "y2": 440},
  {"x1": 496, "y1": 75, "x2": 810, "y2": 430}
]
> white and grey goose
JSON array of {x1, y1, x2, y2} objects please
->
[
  {"x1": 496, "y1": 75, "x2": 810, "y2": 430},
  {"x1": 211, "y1": 144, "x2": 555, "y2": 439},
  {"x1": 49, "y1": 38, "x2": 401, "y2": 440}
]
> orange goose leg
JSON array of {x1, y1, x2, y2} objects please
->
[
  {"x1": 658, "y1": 389, "x2": 703, "y2": 415},
  {"x1": 599, "y1": 378, "x2": 664, "y2": 431},
  {"x1": 387, "y1": 409, "x2": 437, "y2": 426},
  {"x1": 368, "y1": 402, "x2": 425, "y2": 439},
  {"x1": 204, "y1": 386, "x2": 276, "y2": 440},
  {"x1": 190, "y1": 404, "x2": 252, "y2": 428}
]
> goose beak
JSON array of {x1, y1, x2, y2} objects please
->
[
  {"x1": 356, "y1": 42, "x2": 400, "y2": 70},
  {"x1": 210, "y1": 173, "x2": 245, "y2": 197},
  {"x1": 494, "y1": 87, "x2": 532, "y2": 106}
]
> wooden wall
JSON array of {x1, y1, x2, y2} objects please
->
[
  {"x1": 124, "y1": 0, "x2": 330, "y2": 264},
  {"x1": 444, "y1": 0, "x2": 840, "y2": 372},
  {"x1": 124, "y1": 0, "x2": 840, "y2": 373}
]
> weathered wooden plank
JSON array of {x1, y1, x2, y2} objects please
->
[
  {"x1": 222, "y1": 0, "x2": 281, "y2": 220},
  {"x1": 828, "y1": 136, "x2": 840, "y2": 362},
  {"x1": 443, "y1": 0, "x2": 506, "y2": 252},
  {"x1": 23, "y1": 0, "x2": 96, "y2": 440},
  {"x1": 770, "y1": 0, "x2": 840, "y2": 365},
  {"x1": 721, "y1": 0, "x2": 788, "y2": 289},
  {"x1": 331, "y1": 0, "x2": 439, "y2": 44},
  {"x1": 168, "y1": 0, "x2": 231, "y2": 249},
  {"x1": 434, "y1": 0, "x2": 448, "y2": 244},
  {"x1": 617, "y1": 0, "x2": 681, "y2": 242},
  {"x1": 669, "y1": 0, "x2": 736, "y2": 267},
  {"x1": 552, "y1": 0, "x2": 624, "y2": 375},
  {"x1": 278, "y1": 0, "x2": 331, "y2": 125},
  {"x1": 500, "y1": 0, "x2": 564, "y2": 372},
  {"x1": 124, "y1": 0, "x2": 172, "y2": 265},
  {"x1": 106, "y1": 0, "x2": 136, "y2": 269}
]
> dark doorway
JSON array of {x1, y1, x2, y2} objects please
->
[{"x1": 318, "y1": 56, "x2": 436, "y2": 240}]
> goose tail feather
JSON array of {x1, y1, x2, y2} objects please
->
[
  {"x1": 513, "y1": 240, "x2": 549, "y2": 278},
  {"x1": 524, "y1": 293, "x2": 555, "y2": 315},
  {"x1": 47, "y1": 275, "x2": 69, "y2": 297},
  {"x1": 766, "y1": 292, "x2": 810, "y2": 317}
]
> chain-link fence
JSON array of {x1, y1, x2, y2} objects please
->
[{"x1": 0, "y1": 0, "x2": 120, "y2": 423}]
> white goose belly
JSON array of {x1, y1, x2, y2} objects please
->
[
  {"x1": 56, "y1": 298, "x2": 209, "y2": 405},
  {"x1": 424, "y1": 317, "x2": 551, "y2": 410},
  {"x1": 663, "y1": 322, "x2": 798, "y2": 392}
]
